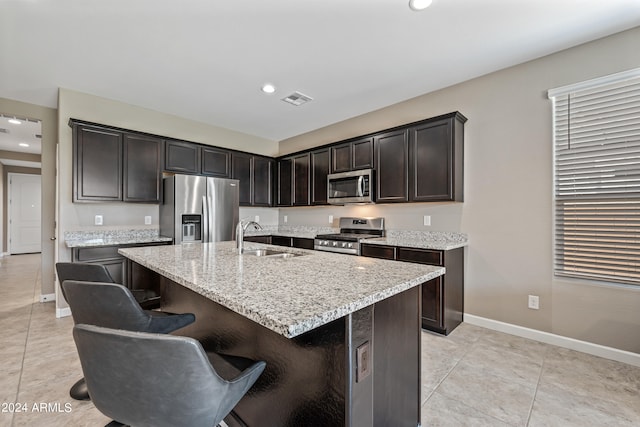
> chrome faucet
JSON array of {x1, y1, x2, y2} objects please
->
[{"x1": 236, "y1": 220, "x2": 263, "y2": 253}]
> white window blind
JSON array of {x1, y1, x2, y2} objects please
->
[{"x1": 549, "y1": 69, "x2": 640, "y2": 285}]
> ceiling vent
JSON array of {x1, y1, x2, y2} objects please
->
[
  {"x1": 0, "y1": 128, "x2": 9, "y2": 134},
  {"x1": 281, "y1": 91, "x2": 313, "y2": 106}
]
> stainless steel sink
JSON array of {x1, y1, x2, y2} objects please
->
[{"x1": 242, "y1": 249, "x2": 303, "y2": 258}]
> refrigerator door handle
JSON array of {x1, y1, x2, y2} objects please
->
[{"x1": 202, "y1": 195, "x2": 209, "y2": 243}]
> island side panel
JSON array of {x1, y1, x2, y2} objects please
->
[
  {"x1": 373, "y1": 284, "x2": 421, "y2": 426},
  {"x1": 160, "y1": 274, "x2": 347, "y2": 427}
]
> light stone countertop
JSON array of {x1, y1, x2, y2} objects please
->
[
  {"x1": 119, "y1": 241, "x2": 444, "y2": 338},
  {"x1": 65, "y1": 229, "x2": 172, "y2": 248},
  {"x1": 362, "y1": 231, "x2": 468, "y2": 250}
]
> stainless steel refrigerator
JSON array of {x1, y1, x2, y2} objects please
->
[{"x1": 160, "y1": 175, "x2": 239, "y2": 243}]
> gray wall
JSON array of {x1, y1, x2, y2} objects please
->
[
  {"x1": 0, "y1": 98, "x2": 57, "y2": 296},
  {"x1": 279, "y1": 27, "x2": 640, "y2": 353}
]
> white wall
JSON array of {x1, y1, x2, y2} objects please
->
[{"x1": 279, "y1": 27, "x2": 640, "y2": 354}]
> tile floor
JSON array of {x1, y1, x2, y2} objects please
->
[{"x1": 1, "y1": 253, "x2": 639, "y2": 426}]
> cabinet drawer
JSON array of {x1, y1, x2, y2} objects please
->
[
  {"x1": 244, "y1": 235, "x2": 272, "y2": 244},
  {"x1": 292, "y1": 237, "x2": 314, "y2": 250},
  {"x1": 271, "y1": 236, "x2": 293, "y2": 247},
  {"x1": 396, "y1": 247, "x2": 443, "y2": 266},
  {"x1": 360, "y1": 244, "x2": 396, "y2": 260},
  {"x1": 73, "y1": 246, "x2": 122, "y2": 262}
]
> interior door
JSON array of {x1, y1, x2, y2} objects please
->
[{"x1": 8, "y1": 173, "x2": 42, "y2": 254}]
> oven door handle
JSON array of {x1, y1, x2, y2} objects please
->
[{"x1": 357, "y1": 176, "x2": 364, "y2": 197}]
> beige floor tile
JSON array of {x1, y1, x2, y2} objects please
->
[
  {"x1": 436, "y1": 360, "x2": 537, "y2": 426},
  {"x1": 529, "y1": 381, "x2": 640, "y2": 427},
  {"x1": 422, "y1": 391, "x2": 512, "y2": 427}
]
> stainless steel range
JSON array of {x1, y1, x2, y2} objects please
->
[{"x1": 314, "y1": 217, "x2": 385, "y2": 255}]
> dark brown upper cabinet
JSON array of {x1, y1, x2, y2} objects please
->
[
  {"x1": 72, "y1": 121, "x2": 162, "y2": 203},
  {"x1": 375, "y1": 129, "x2": 409, "y2": 203},
  {"x1": 231, "y1": 153, "x2": 252, "y2": 206},
  {"x1": 310, "y1": 148, "x2": 330, "y2": 205},
  {"x1": 252, "y1": 156, "x2": 274, "y2": 207},
  {"x1": 293, "y1": 153, "x2": 310, "y2": 206},
  {"x1": 123, "y1": 133, "x2": 163, "y2": 203},
  {"x1": 201, "y1": 147, "x2": 231, "y2": 177},
  {"x1": 231, "y1": 153, "x2": 273, "y2": 207},
  {"x1": 276, "y1": 158, "x2": 292, "y2": 207},
  {"x1": 331, "y1": 137, "x2": 374, "y2": 173},
  {"x1": 164, "y1": 139, "x2": 200, "y2": 174},
  {"x1": 73, "y1": 124, "x2": 123, "y2": 202},
  {"x1": 408, "y1": 112, "x2": 466, "y2": 202}
]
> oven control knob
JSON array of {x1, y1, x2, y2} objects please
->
[
  {"x1": 332, "y1": 241, "x2": 338, "y2": 247},
  {"x1": 347, "y1": 243, "x2": 353, "y2": 249},
  {"x1": 341, "y1": 242, "x2": 347, "y2": 248}
]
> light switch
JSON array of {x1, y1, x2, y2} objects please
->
[
  {"x1": 423, "y1": 215, "x2": 431, "y2": 226},
  {"x1": 284, "y1": 215, "x2": 288, "y2": 223},
  {"x1": 328, "y1": 215, "x2": 334, "y2": 224},
  {"x1": 254, "y1": 215, "x2": 260, "y2": 223},
  {"x1": 144, "y1": 216, "x2": 152, "y2": 225},
  {"x1": 94, "y1": 215, "x2": 103, "y2": 226}
]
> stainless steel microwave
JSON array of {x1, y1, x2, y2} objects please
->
[{"x1": 327, "y1": 169, "x2": 374, "y2": 205}]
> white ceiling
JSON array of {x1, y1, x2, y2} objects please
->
[
  {"x1": 1, "y1": 0, "x2": 640, "y2": 142},
  {"x1": 0, "y1": 115, "x2": 42, "y2": 168}
]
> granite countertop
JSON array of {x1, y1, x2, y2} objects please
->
[
  {"x1": 245, "y1": 226, "x2": 468, "y2": 250},
  {"x1": 362, "y1": 231, "x2": 468, "y2": 250},
  {"x1": 119, "y1": 241, "x2": 444, "y2": 339},
  {"x1": 65, "y1": 229, "x2": 173, "y2": 248}
]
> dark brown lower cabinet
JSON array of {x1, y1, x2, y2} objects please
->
[
  {"x1": 360, "y1": 243, "x2": 464, "y2": 335},
  {"x1": 70, "y1": 242, "x2": 170, "y2": 304}
]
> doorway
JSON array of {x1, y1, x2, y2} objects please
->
[{"x1": 8, "y1": 173, "x2": 42, "y2": 254}]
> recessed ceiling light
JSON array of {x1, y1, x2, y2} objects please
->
[
  {"x1": 19, "y1": 142, "x2": 29, "y2": 147},
  {"x1": 261, "y1": 84, "x2": 276, "y2": 94},
  {"x1": 409, "y1": 0, "x2": 432, "y2": 11},
  {"x1": 8, "y1": 118, "x2": 21, "y2": 125}
]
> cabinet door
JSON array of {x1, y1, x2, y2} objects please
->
[
  {"x1": 375, "y1": 129, "x2": 409, "y2": 202},
  {"x1": 310, "y1": 148, "x2": 330, "y2": 205},
  {"x1": 74, "y1": 125, "x2": 123, "y2": 202},
  {"x1": 202, "y1": 147, "x2": 231, "y2": 177},
  {"x1": 123, "y1": 133, "x2": 163, "y2": 203},
  {"x1": 232, "y1": 153, "x2": 253, "y2": 206},
  {"x1": 409, "y1": 119, "x2": 453, "y2": 201},
  {"x1": 352, "y1": 137, "x2": 374, "y2": 170},
  {"x1": 422, "y1": 277, "x2": 444, "y2": 330},
  {"x1": 253, "y1": 156, "x2": 273, "y2": 206},
  {"x1": 165, "y1": 140, "x2": 200, "y2": 174},
  {"x1": 293, "y1": 153, "x2": 310, "y2": 206},
  {"x1": 331, "y1": 143, "x2": 351, "y2": 173},
  {"x1": 276, "y1": 158, "x2": 292, "y2": 206}
]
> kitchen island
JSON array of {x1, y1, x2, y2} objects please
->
[{"x1": 119, "y1": 241, "x2": 445, "y2": 427}]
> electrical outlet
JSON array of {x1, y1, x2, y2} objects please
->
[
  {"x1": 356, "y1": 341, "x2": 372, "y2": 382},
  {"x1": 284, "y1": 215, "x2": 288, "y2": 223},
  {"x1": 423, "y1": 215, "x2": 431, "y2": 226},
  {"x1": 328, "y1": 215, "x2": 334, "y2": 224},
  {"x1": 94, "y1": 215, "x2": 103, "y2": 226},
  {"x1": 144, "y1": 216, "x2": 152, "y2": 225},
  {"x1": 528, "y1": 295, "x2": 540, "y2": 310},
  {"x1": 254, "y1": 215, "x2": 260, "y2": 223}
]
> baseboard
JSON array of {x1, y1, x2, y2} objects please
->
[
  {"x1": 40, "y1": 293, "x2": 55, "y2": 303},
  {"x1": 464, "y1": 314, "x2": 640, "y2": 368},
  {"x1": 56, "y1": 307, "x2": 71, "y2": 318}
]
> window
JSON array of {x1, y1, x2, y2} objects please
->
[{"x1": 549, "y1": 69, "x2": 640, "y2": 285}]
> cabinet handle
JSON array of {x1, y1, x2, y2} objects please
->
[{"x1": 50, "y1": 237, "x2": 57, "y2": 241}]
